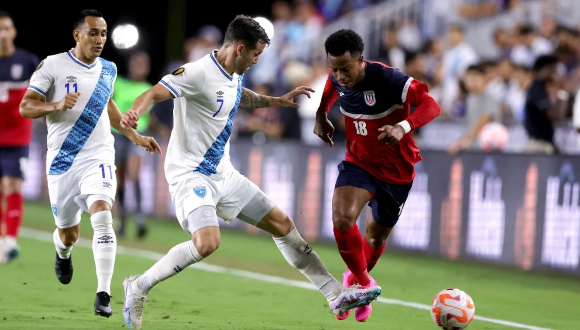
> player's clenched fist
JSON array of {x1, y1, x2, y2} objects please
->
[
  {"x1": 120, "y1": 109, "x2": 140, "y2": 130},
  {"x1": 55, "y1": 92, "x2": 81, "y2": 111},
  {"x1": 378, "y1": 124, "x2": 405, "y2": 145}
]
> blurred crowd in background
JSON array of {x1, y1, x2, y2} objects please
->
[{"x1": 26, "y1": 0, "x2": 580, "y2": 154}]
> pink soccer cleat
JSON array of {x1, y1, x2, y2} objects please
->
[
  {"x1": 345, "y1": 270, "x2": 377, "y2": 322},
  {"x1": 335, "y1": 269, "x2": 355, "y2": 320}
]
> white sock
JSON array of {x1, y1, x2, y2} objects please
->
[
  {"x1": 137, "y1": 240, "x2": 203, "y2": 294},
  {"x1": 5, "y1": 236, "x2": 16, "y2": 247},
  {"x1": 53, "y1": 229, "x2": 75, "y2": 259},
  {"x1": 91, "y1": 211, "x2": 116, "y2": 295},
  {"x1": 273, "y1": 228, "x2": 342, "y2": 301}
]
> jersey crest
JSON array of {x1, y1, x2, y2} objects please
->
[
  {"x1": 194, "y1": 186, "x2": 207, "y2": 198},
  {"x1": 364, "y1": 90, "x2": 376, "y2": 107},
  {"x1": 11, "y1": 64, "x2": 23, "y2": 80}
]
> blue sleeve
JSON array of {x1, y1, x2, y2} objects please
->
[{"x1": 385, "y1": 67, "x2": 412, "y2": 104}]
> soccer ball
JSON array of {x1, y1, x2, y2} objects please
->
[
  {"x1": 478, "y1": 122, "x2": 509, "y2": 152},
  {"x1": 430, "y1": 288, "x2": 475, "y2": 329}
]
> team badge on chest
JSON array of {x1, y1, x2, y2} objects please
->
[{"x1": 363, "y1": 90, "x2": 376, "y2": 106}]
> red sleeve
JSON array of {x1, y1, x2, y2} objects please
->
[
  {"x1": 404, "y1": 79, "x2": 441, "y2": 130},
  {"x1": 318, "y1": 70, "x2": 339, "y2": 113}
]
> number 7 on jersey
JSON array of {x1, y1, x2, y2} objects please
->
[{"x1": 213, "y1": 99, "x2": 224, "y2": 117}]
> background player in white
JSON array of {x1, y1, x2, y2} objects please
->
[
  {"x1": 19, "y1": 9, "x2": 161, "y2": 318},
  {"x1": 120, "y1": 15, "x2": 381, "y2": 329}
]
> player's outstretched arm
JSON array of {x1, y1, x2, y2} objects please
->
[
  {"x1": 20, "y1": 90, "x2": 81, "y2": 119},
  {"x1": 121, "y1": 83, "x2": 173, "y2": 130},
  {"x1": 108, "y1": 98, "x2": 161, "y2": 155},
  {"x1": 239, "y1": 86, "x2": 314, "y2": 109}
]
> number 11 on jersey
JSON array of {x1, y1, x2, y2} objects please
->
[{"x1": 65, "y1": 83, "x2": 78, "y2": 93}]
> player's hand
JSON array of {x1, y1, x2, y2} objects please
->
[
  {"x1": 448, "y1": 137, "x2": 470, "y2": 155},
  {"x1": 278, "y1": 86, "x2": 315, "y2": 108},
  {"x1": 314, "y1": 112, "x2": 334, "y2": 148},
  {"x1": 378, "y1": 124, "x2": 405, "y2": 145},
  {"x1": 121, "y1": 109, "x2": 140, "y2": 130},
  {"x1": 133, "y1": 134, "x2": 162, "y2": 155},
  {"x1": 55, "y1": 92, "x2": 81, "y2": 112}
]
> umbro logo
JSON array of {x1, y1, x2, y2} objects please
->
[
  {"x1": 217, "y1": 91, "x2": 224, "y2": 96},
  {"x1": 174, "y1": 265, "x2": 184, "y2": 273},
  {"x1": 98, "y1": 235, "x2": 114, "y2": 244},
  {"x1": 304, "y1": 244, "x2": 313, "y2": 255},
  {"x1": 67, "y1": 76, "x2": 77, "y2": 83},
  {"x1": 339, "y1": 92, "x2": 345, "y2": 96},
  {"x1": 103, "y1": 182, "x2": 112, "y2": 188}
]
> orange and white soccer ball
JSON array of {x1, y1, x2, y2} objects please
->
[
  {"x1": 478, "y1": 122, "x2": 509, "y2": 152},
  {"x1": 430, "y1": 288, "x2": 475, "y2": 329}
]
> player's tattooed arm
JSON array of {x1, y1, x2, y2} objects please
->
[{"x1": 239, "y1": 88, "x2": 272, "y2": 109}]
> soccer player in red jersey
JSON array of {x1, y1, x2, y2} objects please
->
[
  {"x1": 314, "y1": 29, "x2": 441, "y2": 321},
  {"x1": 0, "y1": 11, "x2": 39, "y2": 263}
]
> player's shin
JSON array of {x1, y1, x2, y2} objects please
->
[
  {"x1": 136, "y1": 240, "x2": 203, "y2": 294},
  {"x1": 5, "y1": 193, "x2": 23, "y2": 241},
  {"x1": 364, "y1": 239, "x2": 386, "y2": 272},
  {"x1": 273, "y1": 228, "x2": 343, "y2": 301},
  {"x1": 333, "y1": 224, "x2": 370, "y2": 286},
  {"x1": 91, "y1": 210, "x2": 117, "y2": 294}
]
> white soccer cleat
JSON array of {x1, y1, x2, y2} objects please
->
[
  {"x1": 328, "y1": 284, "x2": 382, "y2": 315},
  {"x1": 122, "y1": 275, "x2": 148, "y2": 329}
]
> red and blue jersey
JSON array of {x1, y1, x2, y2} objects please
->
[
  {"x1": 0, "y1": 48, "x2": 39, "y2": 146},
  {"x1": 319, "y1": 61, "x2": 440, "y2": 184}
]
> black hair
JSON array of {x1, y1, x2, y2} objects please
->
[
  {"x1": 74, "y1": 9, "x2": 103, "y2": 30},
  {"x1": 223, "y1": 15, "x2": 270, "y2": 48},
  {"x1": 533, "y1": 54, "x2": 559, "y2": 72},
  {"x1": 0, "y1": 10, "x2": 11, "y2": 19},
  {"x1": 405, "y1": 51, "x2": 420, "y2": 66},
  {"x1": 466, "y1": 64, "x2": 485, "y2": 74},
  {"x1": 518, "y1": 25, "x2": 535, "y2": 36},
  {"x1": 324, "y1": 29, "x2": 364, "y2": 57}
]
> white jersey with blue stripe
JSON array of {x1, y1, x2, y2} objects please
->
[
  {"x1": 28, "y1": 50, "x2": 116, "y2": 175},
  {"x1": 160, "y1": 50, "x2": 242, "y2": 184}
]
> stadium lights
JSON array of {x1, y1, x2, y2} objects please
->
[
  {"x1": 111, "y1": 24, "x2": 139, "y2": 49},
  {"x1": 253, "y1": 17, "x2": 274, "y2": 40}
]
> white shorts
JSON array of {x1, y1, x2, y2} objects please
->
[
  {"x1": 48, "y1": 159, "x2": 117, "y2": 228},
  {"x1": 169, "y1": 168, "x2": 270, "y2": 230}
]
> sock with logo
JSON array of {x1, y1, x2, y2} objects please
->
[
  {"x1": 5, "y1": 193, "x2": 23, "y2": 240},
  {"x1": 91, "y1": 211, "x2": 116, "y2": 294},
  {"x1": 333, "y1": 224, "x2": 371, "y2": 286},
  {"x1": 136, "y1": 240, "x2": 203, "y2": 294},
  {"x1": 273, "y1": 228, "x2": 342, "y2": 301}
]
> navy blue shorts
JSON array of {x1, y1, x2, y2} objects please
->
[
  {"x1": 335, "y1": 161, "x2": 412, "y2": 228},
  {"x1": 0, "y1": 146, "x2": 29, "y2": 179}
]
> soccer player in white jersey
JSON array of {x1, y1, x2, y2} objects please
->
[
  {"x1": 19, "y1": 9, "x2": 161, "y2": 318},
  {"x1": 119, "y1": 15, "x2": 381, "y2": 329}
]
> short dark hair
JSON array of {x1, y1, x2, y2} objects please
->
[
  {"x1": 466, "y1": 64, "x2": 485, "y2": 74},
  {"x1": 223, "y1": 15, "x2": 270, "y2": 48},
  {"x1": 533, "y1": 54, "x2": 559, "y2": 72},
  {"x1": 74, "y1": 9, "x2": 103, "y2": 30},
  {"x1": 0, "y1": 10, "x2": 11, "y2": 20},
  {"x1": 324, "y1": 29, "x2": 364, "y2": 57},
  {"x1": 518, "y1": 25, "x2": 535, "y2": 36}
]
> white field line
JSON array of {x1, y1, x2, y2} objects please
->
[{"x1": 20, "y1": 228, "x2": 553, "y2": 330}]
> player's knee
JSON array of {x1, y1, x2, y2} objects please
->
[
  {"x1": 332, "y1": 213, "x2": 358, "y2": 230},
  {"x1": 90, "y1": 210, "x2": 114, "y2": 233},
  {"x1": 191, "y1": 232, "x2": 220, "y2": 258},
  {"x1": 274, "y1": 215, "x2": 294, "y2": 237},
  {"x1": 61, "y1": 229, "x2": 79, "y2": 246}
]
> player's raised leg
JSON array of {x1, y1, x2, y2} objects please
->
[
  {"x1": 243, "y1": 190, "x2": 381, "y2": 316},
  {"x1": 332, "y1": 185, "x2": 373, "y2": 286},
  {"x1": 123, "y1": 205, "x2": 215, "y2": 329}
]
